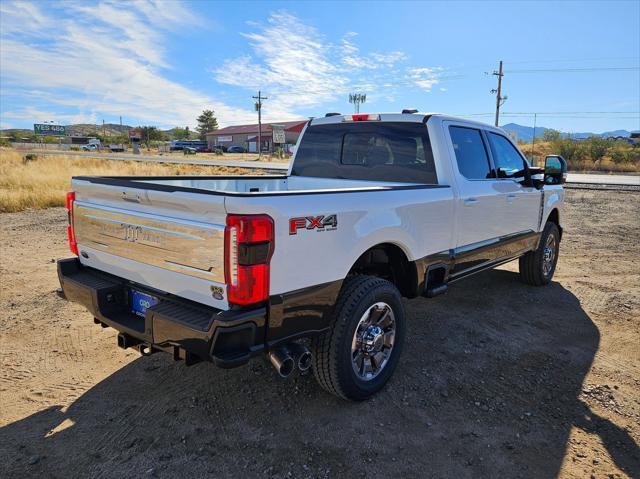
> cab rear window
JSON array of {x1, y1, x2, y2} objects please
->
[{"x1": 291, "y1": 122, "x2": 437, "y2": 184}]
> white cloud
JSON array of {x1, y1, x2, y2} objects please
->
[
  {"x1": 214, "y1": 12, "x2": 439, "y2": 118},
  {"x1": 407, "y1": 67, "x2": 444, "y2": 91},
  {"x1": 3, "y1": 107, "x2": 98, "y2": 125},
  {"x1": 1, "y1": 4, "x2": 449, "y2": 129},
  {"x1": 215, "y1": 11, "x2": 349, "y2": 120},
  {"x1": 340, "y1": 32, "x2": 407, "y2": 70},
  {"x1": 0, "y1": 1, "x2": 254, "y2": 128}
]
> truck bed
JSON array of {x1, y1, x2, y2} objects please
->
[
  {"x1": 74, "y1": 174, "x2": 435, "y2": 196},
  {"x1": 70, "y1": 174, "x2": 449, "y2": 311}
]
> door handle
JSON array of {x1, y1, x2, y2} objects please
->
[{"x1": 463, "y1": 197, "x2": 478, "y2": 206}]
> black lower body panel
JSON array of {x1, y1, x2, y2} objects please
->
[{"x1": 57, "y1": 258, "x2": 266, "y2": 367}]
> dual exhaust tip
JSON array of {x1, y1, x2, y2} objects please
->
[
  {"x1": 118, "y1": 330, "x2": 309, "y2": 377},
  {"x1": 268, "y1": 342, "x2": 312, "y2": 378}
]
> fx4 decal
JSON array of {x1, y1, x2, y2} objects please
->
[{"x1": 289, "y1": 214, "x2": 338, "y2": 235}]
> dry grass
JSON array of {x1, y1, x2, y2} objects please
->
[
  {"x1": 0, "y1": 148, "x2": 258, "y2": 213},
  {"x1": 520, "y1": 141, "x2": 640, "y2": 172},
  {"x1": 13, "y1": 145, "x2": 292, "y2": 163}
]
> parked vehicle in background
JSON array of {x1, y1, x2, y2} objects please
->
[
  {"x1": 170, "y1": 140, "x2": 208, "y2": 151},
  {"x1": 212, "y1": 145, "x2": 228, "y2": 152},
  {"x1": 71, "y1": 137, "x2": 101, "y2": 147},
  {"x1": 57, "y1": 112, "x2": 566, "y2": 400},
  {"x1": 227, "y1": 145, "x2": 247, "y2": 153},
  {"x1": 183, "y1": 147, "x2": 196, "y2": 155},
  {"x1": 81, "y1": 144, "x2": 97, "y2": 151},
  {"x1": 109, "y1": 145, "x2": 125, "y2": 152}
]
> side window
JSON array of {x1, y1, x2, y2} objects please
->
[
  {"x1": 449, "y1": 126, "x2": 492, "y2": 180},
  {"x1": 487, "y1": 132, "x2": 526, "y2": 178}
]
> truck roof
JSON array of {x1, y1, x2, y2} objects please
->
[{"x1": 309, "y1": 112, "x2": 502, "y2": 132}]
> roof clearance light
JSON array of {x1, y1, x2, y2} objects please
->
[{"x1": 343, "y1": 114, "x2": 381, "y2": 122}]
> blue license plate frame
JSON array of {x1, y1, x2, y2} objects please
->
[{"x1": 130, "y1": 289, "x2": 159, "y2": 317}]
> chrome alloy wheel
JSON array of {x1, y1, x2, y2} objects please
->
[
  {"x1": 542, "y1": 234, "x2": 557, "y2": 277},
  {"x1": 351, "y1": 302, "x2": 396, "y2": 381}
]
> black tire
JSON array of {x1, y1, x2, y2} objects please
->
[
  {"x1": 519, "y1": 222, "x2": 560, "y2": 286},
  {"x1": 311, "y1": 275, "x2": 406, "y2": 401}
]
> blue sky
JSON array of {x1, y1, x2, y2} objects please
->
[{"x1": 1, "y1": 0, "x2": 638, "y2": 133}]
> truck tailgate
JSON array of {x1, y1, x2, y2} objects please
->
[
  {"x1": 71, "y1": 179, "x2": 228, "y2": 309},
  {"x1": 74, "y1": 202, "x2": 225, "y2": 282}
]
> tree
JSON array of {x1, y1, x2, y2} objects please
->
[
  {"x1": 137, "y1": 126, "x2": 164, "y2": 148},
  {"x1": 557, "y1": 138, "x2": 584, "y2": 165},
  {"x1": 585, "y1": 136, "x2": 610, "y2": 165},
  {"x1": 185, "y1": 126, "x2": 190, "y2": 139},
  {"x1": 171, "y1": 127, "x2": 190, "y2": 140},
  {"x1": 196, "y1": 110, "x2": 219, "y2": 140},
  {"x1": 541, "y1": 129, "x2": 562, "y2": 143}
]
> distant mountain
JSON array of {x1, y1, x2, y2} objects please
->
[
  {"x1": 65, "y1": 123, "x2": 133, "y2": 137},
  {"x1": 500, "y1": 123, "x2": 634, "y2": 142},
  {"x1": 3, "y1": 122, "x2": 635, "y2": 143},
  {"x1": 0, "y1": 123, "x2": 133, "y2": 138},
  {"x1": 1, "y1": 123, "x2": 195, "y2": 140}
]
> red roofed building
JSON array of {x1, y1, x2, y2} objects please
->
[{"x1": 206, "y1": 120, "x2": 308, "y2": 152}]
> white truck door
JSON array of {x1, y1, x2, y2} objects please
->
[
  {"x1": 484, "y1": 131, "x2": 541, "y2": 234},
  {"x1": 446, "y1": 124, "x2": 505, "y2": 248}
]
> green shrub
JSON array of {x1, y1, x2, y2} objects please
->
[
  {"x1": 584, "y1": 136, "x2": 610, "y2": 164},
  {"x1": 610, "y1": 145, "x2": 640, "y2": 164},
  {"x1": 274, "y1": 147, "x2": 286, "y2": 159},
  {"x1": 556, "y1": 139, "x2": 584, "y2": 164},
  {"x1": 23, "y1": 154, "x2": 37, "y2": 163},
  {"x1": 69, "y1": 146, "x2": 80, "y2": 151}
]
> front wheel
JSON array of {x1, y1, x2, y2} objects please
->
[
  {"x1": 311, "y1": 275, "x2": 406, "y2": 401},
  {"x1": 519, "y1": 222, "x2": 560, "y2": 286}
]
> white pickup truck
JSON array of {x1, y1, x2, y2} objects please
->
[{"x1": 58, "y1": 112, "x2": 567, "y2": 400}]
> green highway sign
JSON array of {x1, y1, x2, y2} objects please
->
[{"x1": 34, "y1": 123, "x2": 66, "y2": 136}]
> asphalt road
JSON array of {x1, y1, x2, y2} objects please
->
[
  {"x1": 28, "y1": 150, "x2": 640, "y2": 184},
  {"x1": 31, "y1": 150, "x2": 290, "y2": 171},
  {"x1": 566, "y1": 173, "x2": 640, "y2": 186}
]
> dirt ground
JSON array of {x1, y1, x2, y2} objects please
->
[{"x1": 0, "y1": 189, "x2": 638, "y2": 478}]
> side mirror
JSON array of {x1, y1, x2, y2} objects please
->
[{"x1": 544, "y1": 155, "x2": 567, "y2": 185}]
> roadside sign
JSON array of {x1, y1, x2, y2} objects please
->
[
  {"x1": 216, "y1": 135, "x2": 233, "y2": 142},
  {"x1": 272, "y1": 125, "x2": 285, "y2": 144},
  {"x1": 129, "y1": 129, "x2": 142, "y2": 140},
  {"x1": 34, "y1": 124, "x2": 66, "y2": 136}
]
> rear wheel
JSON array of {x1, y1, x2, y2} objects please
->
[
  {"x1": 519, "y1": 222, "x2": 560, "y2": 286},
  {"x1": 311, "y1": 275, "x2": 405, "y2": 400}
]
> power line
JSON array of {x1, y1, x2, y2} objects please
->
[
  {"x1": 506, "y1": 66, "x2": 639, "y2": 73},
  {"x1": 500, "y1": 56, "x2": 640, "y2": 65},
  {"x1": 462, "y1": 111, "x2": 639, "y2": 116}
]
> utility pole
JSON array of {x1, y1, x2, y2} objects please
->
[
  {"x1": 119, "y1": 116, "x2": 123, "y2": 149},
  {"x1": 491, "y1": 61, "x2": 507, "y2": 127},
  {"x1": 252, "y1": 91, "x2": 268, "y2": 160},
  {"x1": 531, "y1": 113, "x2": 537, "y2": 165}
]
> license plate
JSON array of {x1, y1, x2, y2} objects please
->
[{"x1": 131, "y1": 289, "x2": 159, "y2": 317}]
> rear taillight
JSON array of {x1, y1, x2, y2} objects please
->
[
  {"x1": 224, "y1": 214, "x2": 274, "y2": 306},
  {"x1": 66, "y1": 191, "x2": 78, "y2": 256}
]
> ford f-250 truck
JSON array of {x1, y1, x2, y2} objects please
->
[{"x1": 57, "y1": 112, "x2": 567, "y2": 400}]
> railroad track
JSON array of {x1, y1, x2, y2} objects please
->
[{"x1": 564, "y1": 183, "x2": 640, "y2": 192}]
